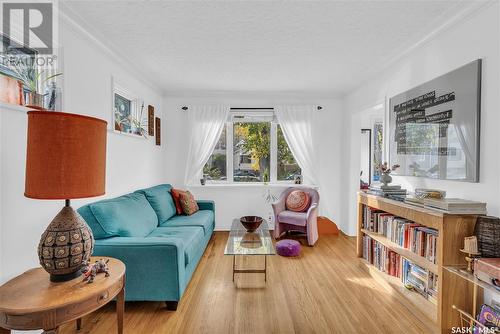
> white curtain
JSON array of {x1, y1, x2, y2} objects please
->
[
  {"x1": 184, "y1": 105, "x2": 229, "y2": 185},
  {"x1": 275, "y1": 105, "x2": 319, "y2": 185}
]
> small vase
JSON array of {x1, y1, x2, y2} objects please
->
[{"x1": 380, "y1": 173, "x2": 392, "y2": 186}]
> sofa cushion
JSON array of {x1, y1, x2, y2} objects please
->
[
  {"x1": 135, "y1": 184, "x2": 176, "y2": 224},
  {"x1": 179, "y1": 191, "x2": 199, "y2": 215},
  {"x1": 160, "y1": 210, "x2": 214, "y2": 235},
  {"x1": 148, "y1": 226, "x2": 205, "y2": 266},
  {"x1": 89, "y1": 193, "x2": 158, "y2": 237},
  {"x1": 171, "y1": 188, "x2": 187, "y2": 215},
  {"x1": 286, "y1": 190, "x2": 310, "y2": 212},
  {"x1": 278, "y1": 210, "x2": 308, "y2": 226}
]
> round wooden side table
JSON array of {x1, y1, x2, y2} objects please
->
[{"x1": 0, "y1": 257, "x2": 125, "y2": 334}]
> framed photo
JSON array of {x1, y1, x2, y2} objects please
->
[
  {"x1": 155, "y1": 117, "x2": 161, "y2": 146},
  {"x1": 112, "y1": 79, "x2": 147, "y2": 138},
  {"x1": 388, "y1": 59, "x2": 481, "y2": 182},
  {"x1": 148, "y1": 105, "x2": 155, "y2": 136}
]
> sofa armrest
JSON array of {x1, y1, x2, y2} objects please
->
[
  {"x1": 197, "y1": 200, "x2": 215, "y2": 212},
  {"x1": 93, "y1": 237, "x2": 185, "y2": 301}
]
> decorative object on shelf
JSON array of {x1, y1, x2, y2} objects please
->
[
  {"x1": 474, "y1": 258, "x2": 500, "y2": 291},
  {"x1": 240, "y1": 216, "x2": 263, "y2": 232},
  {"x1": 378, "y1": 162, "x2": 400, "y2": 187},
  {"x1": 82, "y1": 258, "x2": 111, "y2": 284},
  {"x1": 276, "y1": 239, "x2": 301, "y2": 257},
  {"x1": 0, "y1": 74, "x2": 24, "y2": 105},
  {"x1": 414, "y1": 188, "x2": 446, "y2": 199},
  {"x1": 200, "y1": 176, "x2": 206, "y2": 185},
  {"x1": 20, "y1": 70, "x2": 62, "y2": 110},
  {"x1": 460, "y1": 236, "x2": 481, "y2": 272},
  {"x1": 44, "y1": 81, "x2": 62, "y2": 111},
  {"x1": 148, "y1": 105, "x2": 155, "y2": 136},
  {"x1": 474, "y1": 216, "x2": 500, "y2": 258},
  {"x1": 155, "y1": 117, "x2": 161, "y2": 145},
  {"x1": 25, "y1": 111, "x2": 107, "y2": 282},
  {"x1": 388, "y1": 59, "x2": 481, "y2": 182},
  {"x1": 294, "y1": 175, "x2": 302, "y2": 184}
]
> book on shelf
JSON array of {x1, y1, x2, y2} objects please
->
[
  {"x1": 363, "y1": 235, "x2": 438, "y2": 302},
  {"x1": 423, "y1": 198, "x2": 487, "y2": 213},
  {"x1": 362, "y1": 207, "x2": 439, "y2": 264},
  {"x1": 368, "y1": 185, "x2": 407, "y2": 197}
]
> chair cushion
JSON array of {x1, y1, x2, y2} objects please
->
[
  {"x1": 171, "y1": 188, "x2": 187, "y2": 215},
  {"x1": 179, "y1": 191, "x2": 199, "y2": 215},
  {"x1": 89, "y1": 193, "x2": 158, "y2": 237},
  {"x1": 278, "y1": 210, "x2": 308, "y2": 226},
  {"x1": 135, "y1": 184, "x2": 176, "y2": 224},
  {"x1": 285, "y1": 190, "x2": 310, "y2": 212},
  {"x1": 162, "y1": 210, "x2": 214, "y2": 235},
  {"x1": 276, "y1": 239, "x2": 301, "y2": 257},
  {"x1": 147, "y1": 226, "x2": 205, "y2": 266}
]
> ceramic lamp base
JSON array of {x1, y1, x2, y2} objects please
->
[
  {"x1": 38, "y1": 202, "x2": 95, "y2": 282},
  {"x1": 50, "y1": 269, "x2": 84, "y2": 282}
]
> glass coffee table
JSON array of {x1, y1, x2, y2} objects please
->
[{"x1": 224, "y1": 218, "x2": 276, "y2": 283}]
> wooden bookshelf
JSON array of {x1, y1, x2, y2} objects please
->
[{"x1": 357, "y1": 192, "x2": 479, "y2": 334}]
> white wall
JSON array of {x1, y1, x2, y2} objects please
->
[
  {"x1": 162, "y1": 95, "x2": 344, "y2": 230},
  {"x1": 0, "y1": 19, "x2": 166, "y2": 283},
  {"x1": 342, "y1": 2, "x2": 500, "y2": 235}
]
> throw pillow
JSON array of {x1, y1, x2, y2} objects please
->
[
  {"x1": 285, "y1": 190, "x2": 310, "y2": 212},
  {"x1": 179, "y1": 191, "x2": 199, "y2": 215},
  {"x1": 171, "y1": 188, "x2": 187, "y2": 215}
]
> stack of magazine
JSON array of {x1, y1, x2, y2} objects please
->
[
  {"x1": 422, "y1": 198, "x2": 487, "y2": 214},
  {"x1": 368, "y1": 185, "x2": 407, "y2": 200}
]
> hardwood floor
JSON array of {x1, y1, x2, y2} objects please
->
[{"x1": 60, "y1": 232, "x2": 436, "y2": 334}]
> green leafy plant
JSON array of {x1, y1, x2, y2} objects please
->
[{"x1": 10, "y1": 67, "x2": 62, "y2": 93}]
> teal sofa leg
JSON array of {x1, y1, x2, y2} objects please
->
[{"x1": 165, "y1": 301, "x2": 178, "y2": 311}]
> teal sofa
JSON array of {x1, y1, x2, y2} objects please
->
[{"x1": 77, "y1": 184, "x2": 214, "y2": 310}]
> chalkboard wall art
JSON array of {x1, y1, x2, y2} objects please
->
[{"x1": 388, "y1": 59, "x2": 481, "y2": 182}]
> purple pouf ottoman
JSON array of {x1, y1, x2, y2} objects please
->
[{"x1": 276, "y1": 239, "x2": 301, "y2": 257}]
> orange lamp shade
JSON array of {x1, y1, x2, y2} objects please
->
[{"x1": 25, "y1": 111, "x2": 107, "y2": 200}]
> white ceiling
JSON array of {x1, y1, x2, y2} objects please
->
[{"x1": 61, "y1": 0, "x2": 485, "y2": 95}]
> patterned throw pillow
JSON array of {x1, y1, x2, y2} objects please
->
[
  {"x1": 179, "y1": 191, "x2": 199, "y2": 215},
  {"x1": 285, "y1": 190, "x2": 310, "y2": 212},
  {"x1": 171, "y1": 188, "x2": 187, "y2": 215}
]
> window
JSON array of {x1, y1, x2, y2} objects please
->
[
  {"x1": 203, "y1": 113, "x2": 301, "y2": 183},
  {"x1": 277, "y1": 125, "x2": 300, "y2": 181},
  {"x1": 233, "y1": 122, "x2": 270, "y2": 182},
  {"x1": 203, "y1": 126, "x2": 227, "y2": 181}
]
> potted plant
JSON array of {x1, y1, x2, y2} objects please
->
[
  {"x1": 378, "y1": 162, "x2": 400, "y2": 187},
  {"x1": 9, "y1": 64, "x2": 62, "y2": 109}
]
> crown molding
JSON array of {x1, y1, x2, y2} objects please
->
[
  {"x1": 58, "y1": 2, "x2": 165, "y2": 97},
  {"x1": 346, "y1": 0, "x2": 496, "y2": 97},
  {"x1": 163, "y1": 90, "x2": 342, "y2": 100}
]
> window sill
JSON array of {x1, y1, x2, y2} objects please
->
[{"x1": 188, "y1": 183, "x2": 318, "y2": 189}]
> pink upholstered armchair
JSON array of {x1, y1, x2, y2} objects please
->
[{"x1": 272, "y1": 187, "x2": 319, "y2": 246}]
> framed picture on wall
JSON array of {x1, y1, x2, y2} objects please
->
[
  {"x1": 112, "y1": 78, "x2": 147, "y2": 138},
  {"x1": 388, "y1": 59, "x2": 481, "y2": 182}
]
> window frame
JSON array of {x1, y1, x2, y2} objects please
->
[{"x1": 204, "y1": 112, "x2": 300, "y2": 184}]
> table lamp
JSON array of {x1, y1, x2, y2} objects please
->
[{"x1": 25, "y1": 111, "x2": 107, "y2": 282}]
